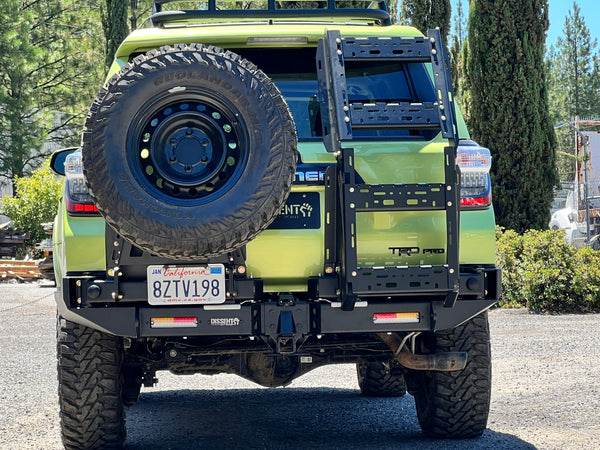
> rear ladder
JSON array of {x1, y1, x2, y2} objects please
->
[{"x1": 316, "y1": 29, "x2": 460, "y2": 310}]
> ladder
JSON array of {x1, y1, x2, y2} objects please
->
[{"x1": 316, "y1": 29, "x2": 461, "y2": 311}]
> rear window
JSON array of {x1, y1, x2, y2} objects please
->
[{"x1": 232, "y1": 47, "x2": 438, "y2": 141}]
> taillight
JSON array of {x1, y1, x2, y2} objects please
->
[
  {"x1": 456, "y1": 142, "x2": 492, "y2": 209},
  {"x1": 64, "y1": 150, "x2": 99, "y2": 215}
]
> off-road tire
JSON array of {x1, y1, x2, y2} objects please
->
[
  {"x1": 409, "y1": 311, "x2": 491, "y2": 438},
  {"x1": 82, "y1": 43, "x2": 297, "y2": 259},
  {"x1": 357, "y1": 362, "x2": 407, "y2": 397},
  {"x1": 57, "y1": 316, "x2": 126, "y2": 449}
]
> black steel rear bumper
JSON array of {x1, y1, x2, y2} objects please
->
[{"x1": 56, "y1": 267, "x2": 500, "y2": 338}]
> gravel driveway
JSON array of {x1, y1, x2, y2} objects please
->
[{"x1": 1, "y1": 282, "x2": 599, "y2": 449}]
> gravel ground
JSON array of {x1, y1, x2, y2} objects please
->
[{"x1": 1, "y1": 282, "x2": 599, "y2": 449}]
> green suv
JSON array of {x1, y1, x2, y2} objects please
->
[{"x1": 51, "y1": 1, "x2": 500, "y2": 447}]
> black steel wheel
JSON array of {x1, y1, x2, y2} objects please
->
[{"x1": 82, "y1": 44, "x2": 297, "y2": 259}]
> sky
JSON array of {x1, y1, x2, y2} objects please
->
[
  {"x1": 451, "y1": 0, "x2": 600, "y2": 48},
  {"x1": 546, "y1": 0, "x2": 599, "y2": 47}
]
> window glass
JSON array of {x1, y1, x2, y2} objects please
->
[{"x1": 231, "y1": 48, "x2": 437, "y2": 140}]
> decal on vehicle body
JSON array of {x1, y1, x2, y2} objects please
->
[
  {"x1": 389, "y1": 247, "x2": 445, "y2": 256},
  {"x1": 268, "y1": 192, "x2": 320, "y2": 229},
  {"x1": 210, "y1": 318, "x2": 241, "y2": 326}
]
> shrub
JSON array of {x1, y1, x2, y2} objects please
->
[
  {"x1": 496, "y1": 227, "x2": 600, "y2": 313},
  {"x1": 1, "y1": 160, "x2": 62, "y2": 245}
]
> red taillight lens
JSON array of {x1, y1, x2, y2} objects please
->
[
  {"x1": 64, "y1": 150, "x2": 99, "y2": 215},
  {"x1": 457, "y1": 142, "x2": 492, "y2": 209},
  {"x1": 66, "y1": 196, "x2": 99, "y2": 214},
  {"x1": 460, "y1": 194, "x2": 492, "y2": 208}
]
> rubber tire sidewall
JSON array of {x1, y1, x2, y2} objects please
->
[
  {"x1": 83, "y1": 45, "x2": 297, "y2": 259},
  {"x1": 410, "y1": 311, "x2": 492, "y2": 438},
  {"x1": 57, "y1": 316, "x2": 126, "y2": 449},
  {"x1": 357, "y1": 361, "x2": 407, "y2": 397}
]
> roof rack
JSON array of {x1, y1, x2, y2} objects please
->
[{"x1": 150, "y1": 0, "x2": 392, "y2": 26}]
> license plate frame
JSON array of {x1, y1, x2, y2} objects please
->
[{"x1": 147, "y1": 264, "x2": 226, "y2": 305}]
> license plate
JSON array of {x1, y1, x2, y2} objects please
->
[{"x1": 147, "y1": 264, "x2": 226, "y2": 305}]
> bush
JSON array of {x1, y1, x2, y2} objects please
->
[
  {"x1": 496, "y1": 227, "x2": 600, "y2": 313},
  {"x1": 1, "y1": 161, "x2": 62, "y2": 245}
]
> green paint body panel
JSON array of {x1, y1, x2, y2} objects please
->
[
  {"x1": 57, "y1": 20, "x2": 495, "y2": 290},
  {"x1": 54, "y1": 200, "x2": 106, "y2": 277}
]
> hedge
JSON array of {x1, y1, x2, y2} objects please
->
[{"x1": 496, "y1": 227, "x2": 600, "y2": 313}]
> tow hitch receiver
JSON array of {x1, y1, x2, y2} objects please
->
[
  {"x1": 378, "y1": 333, "x2": 467, "y2": 372},
  {"x1": 262, "y1": 296, "x2": 310, "y2": 355}
]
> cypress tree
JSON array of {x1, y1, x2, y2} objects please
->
[
  {"x1": 450, "y1": 0, "x2": 466, "y2": 99},
  {"x1": 465, "y1": 0, "x2": 558, "y2": 232},
  {"x1": 103, "y1": 0, "x2": 129, "y2": 71},
  {"x1": 400, "y1": 0, "x2": 451, "y2": 43}
]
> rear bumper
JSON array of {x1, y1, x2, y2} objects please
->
[{"x1": 56, "y1": 267, "x2": 500, "y2": 338}]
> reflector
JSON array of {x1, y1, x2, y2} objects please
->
[
  {"x1": 150, "y1": 317, "x2": 198, "y2": 328},
  {"x1": 373, "y1": 312, "x2": 420, "y2": 324}
]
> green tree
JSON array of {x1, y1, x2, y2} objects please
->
[
  {"x1": 0, "y1": 0, "x2": 104, "y2": 192},
  {"x1": 400, "y1": 0, "x2": 451, "y2": 43},
  {"x1": 464, "y1": 0, "x2": 558, "y2": 232},
  {"x1": 103, "y1": 0, "x2": 130, "y2": 71},
  {"x1": 546, "y1": 3, "x2": 600, "y2": 184},
  {"x1": 1, "y1": 161, "x2": 63, "y2": 244},
  {"x1": 547, "y1": 3, "x2": 600, "y2": 121},
  {"x1": 450, "y1": 0, "x2": 467, "y2": 100}
]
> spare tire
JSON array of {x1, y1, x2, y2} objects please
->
[{"x1": 82, "y1": 44, "x2": 297, "y2": 259}]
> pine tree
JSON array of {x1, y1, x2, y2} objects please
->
[
  {"x1": 103, "y1": 0, "x2": 129, "y2": 71},
  {"x1": 465, "y1": 0, "x2": 558, "y2": 232},
  {"x1": 400, "y1": 0, "x2": 451, "y2": 43},
  {"x1": 547, "y1": 3, "x2": 600, "y2": 121},
  {"x1": 0, "y1": 1, "x2": 104, "y2": 191}
]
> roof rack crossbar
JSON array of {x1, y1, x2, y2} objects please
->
[{"x1": 150, "y1": 0, "x2": 391, "y2": 26}]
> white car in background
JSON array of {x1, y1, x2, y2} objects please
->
[{"x1": 549, "y1": 207, "x2": 582, "y2": 246}]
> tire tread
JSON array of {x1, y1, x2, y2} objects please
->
[
  {"x1": 57, "y1": 317, "x2": 125, "y2": 449},
  {"x1": 413, "y1": 312, "x2": 492, "y2": 438}
]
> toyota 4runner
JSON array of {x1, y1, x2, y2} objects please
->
[{"x1": 51, "y1": 1, "x2": 500, "y2": 447}]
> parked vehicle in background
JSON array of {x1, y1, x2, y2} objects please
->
[{"x1": 551, "y1": 127, "x2": 600, "y2": 247}]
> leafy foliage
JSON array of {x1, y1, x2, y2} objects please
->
[
  {"x1": 0, "y1": 0, "x2": 105, "y2": 190},
  {"x1": 400, "y1": 0, "x2": 451, "y2": 43},
  {"x1": 102, "y1": 0, "x2": 130, "y2": 70},
  {"x1": 496, "y1": 227, "x2": 600, "y2": 313},
  {"x1": 449, "y1": 0, "x2": 466, "y2": 101},
  {"x1": 464, "y1": 0, "x2": 558, "y2": 232},
  {"x1": 546, "y1": 3, "x2": 600, "y2": 185},
  {"x1": 547, "y1": 3, "x2": 600, "y2": 122},
  {"x1": 1, "y1": 161, "x2": 63, "y2": 244}
]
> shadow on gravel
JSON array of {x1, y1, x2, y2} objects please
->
[{"x1": 124, "y1": 388, "x2": 535, "y2": 450}]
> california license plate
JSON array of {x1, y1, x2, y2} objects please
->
[{"x1": 147, "y1": 264, "x2": 226, "y2": 305}]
